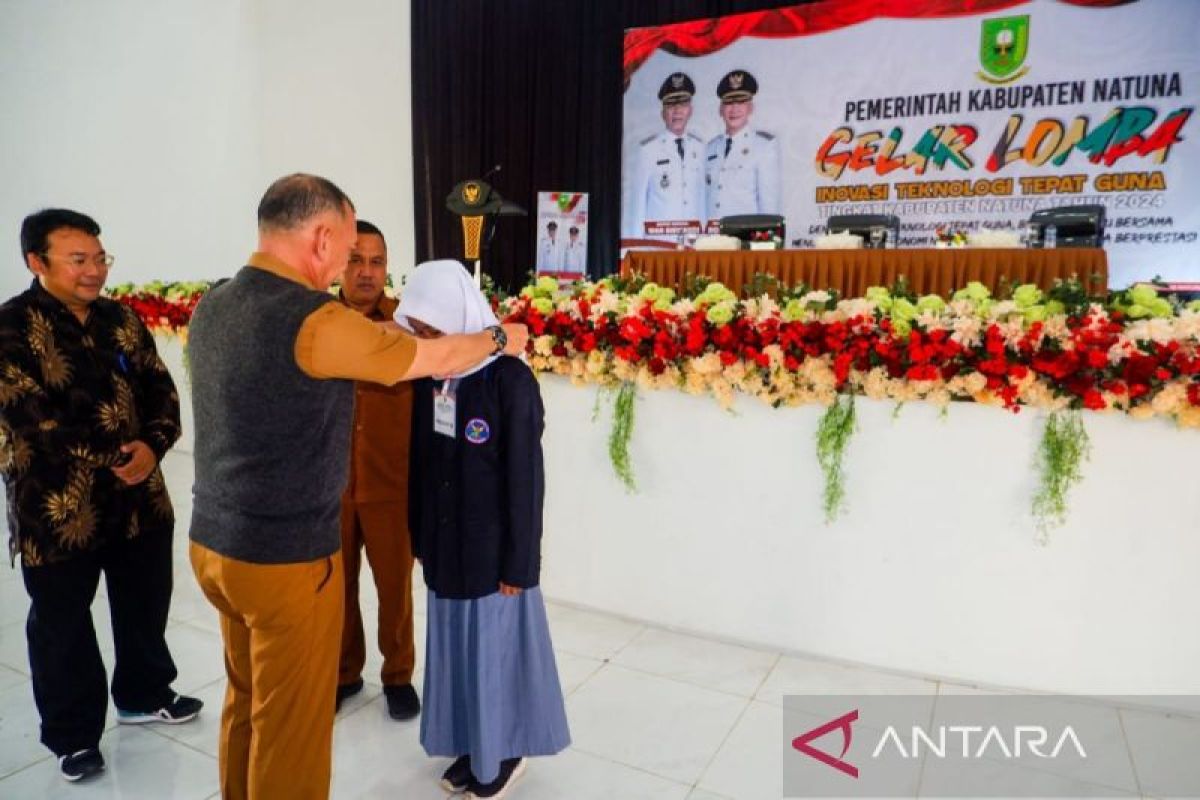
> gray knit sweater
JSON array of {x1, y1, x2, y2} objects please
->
[{"x1": 188, "y1": 266, "x2": 354, "y2": 564}]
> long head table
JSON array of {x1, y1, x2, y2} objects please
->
[{"x1": 621, "y1": 247, "x2": 1109, "y2": 297}]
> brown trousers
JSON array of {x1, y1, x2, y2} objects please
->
[
  {"x1": 190, "y1": 542, "x2": 343, "y2": 800},
  {"x1": 338, "y1": 500, "x2": 416, "y2": 688}
]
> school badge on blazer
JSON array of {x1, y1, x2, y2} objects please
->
[{"x1": 464, "y1": 418, "x2": 491, "y2": 444}]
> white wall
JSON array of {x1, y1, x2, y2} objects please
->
[
  {"x1": 0, "y1": 0, "x2": 415, "y2": 299},
  {"x1": 252, "y1": 0, "x2": 417, "y2": 280}
]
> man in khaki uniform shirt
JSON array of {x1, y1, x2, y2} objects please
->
[
  {"x1": 335, "y1": 220, "x2": 420, "y2": 720},
  {"x1": 188, "y1": 174, "x2": 528, "y2": 800}
]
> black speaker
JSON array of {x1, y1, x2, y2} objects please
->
[
  {"x1": 826, "y1": 214, "x2": 900, "y2": 248},
  {"x1": 1029, "y1": 205, "x2": 1105, "y2": 248},
  {"x1": 718, "y1": 214, "x2": 785, "y2": 245}
]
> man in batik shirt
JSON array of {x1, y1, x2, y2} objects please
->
[{"x1": 0, "y1": 208, "x2": 201, "y2": 783}]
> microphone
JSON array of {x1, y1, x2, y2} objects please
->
[{"x1": 480, "y1": 163, "x2": 502, "y2": 182}]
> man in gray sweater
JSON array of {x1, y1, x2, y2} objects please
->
[{"x1": 187, "y1": 173, "x2": 527, "y2": 800}]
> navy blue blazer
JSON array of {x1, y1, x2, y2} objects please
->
[{"x1": 408, "y1": 356, "x2": 545, "y2": 600}]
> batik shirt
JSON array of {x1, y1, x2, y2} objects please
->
[{"x1": 0, "y1": 280, "x2": 180, "y2": 566}]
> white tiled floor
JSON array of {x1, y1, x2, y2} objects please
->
[{"x1": 0, "y1": 452, "x2": 1186, "y2": 798}]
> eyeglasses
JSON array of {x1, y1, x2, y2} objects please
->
[{"x1": 41, "y1": 252, "x2": 115, "y2": 270}]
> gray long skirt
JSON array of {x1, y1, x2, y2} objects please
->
[{"x1": 419, "y1": 587, "x2": 571, "y2": 784}]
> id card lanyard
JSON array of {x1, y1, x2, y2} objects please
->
[{"x1": 433, "y1": 378, "x2": 460, "y2": 438}]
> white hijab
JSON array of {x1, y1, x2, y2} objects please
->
[{"x1": 394, "y1": 259, "x2": 501, "y2": 378}]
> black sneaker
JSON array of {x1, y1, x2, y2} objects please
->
[
  {"x1": 384, "y1": 683, "x2": 420, "y2": 720},
  {"x1": 116, "y1": 693, "x2": 203, "y2": 725},
  {"x1": 59, "y1": 747, "x2": 104, "y2": 782},
  {"x1": 466, "y1": 757, "x2": 527, "y2": 799},
  {"x1": 440, "y1": 755, "x2": 472, "y2": 793},
  {"x1": 335, "y1": 678, "x2": 364, "y2": 713}
]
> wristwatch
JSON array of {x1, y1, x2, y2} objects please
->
[{"x1": 486, "y1": 324, "x2": 507, "y2": 355}]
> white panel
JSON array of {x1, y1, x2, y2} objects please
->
[{"x1": 537, "y1": 375, "x2": 1200, "y2": 693}]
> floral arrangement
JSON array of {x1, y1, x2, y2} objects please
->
[
  {"x1": 934, "y1": 227, "x2": 968, "y2": 247},
  {"x1": 106, "y1": 281, "x2": 211, "y2": 341},
  {"x1": 748, "y1": 229, "x2": 784, "y2": 249},
  {"x1": 102, "y1": 272, "x2": 1200, "y2": 536},
  {"x1": 499, "y1": 273, "x2": 1200, "y2": 533},
  {"x1": 500, "y1": 275, "x2": 1200, "y2": 425}
]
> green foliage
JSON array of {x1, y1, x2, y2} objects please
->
[
  {"x1": 816, "y1": 395, "x2": 857, "y2": 523},
  {"x1": 591, "y1": 384, "x2": 609, "y2": 423},
  {"x1": 1032, "y1": 410, "x2": 1091, "y2": 542},
  {"x1": 742, "y1": 271, "x2": 783, "y2": 300},
  {"x1": 889, "y1": 275, "x2": 916, "y2": 303},
  {"x1": 1046, "y1": 275, "x2": 1097, "y2": 315},
  {"x1": 778, "y1": 280, "x2": 813, "y2": 302},
  {"x1": 480, "y1": 272, "x2": 509, "y2": 303},
  {"x1": 181, "y1": 340, "x2": 192, "y2": 388},
  {"x1": 680, "y1": 272, "x2": 715, "y2": 299},
  {"x1": 608, "y1": 382, "x2": 638, "y2": 492},
  {"x1": 606, "y1": 271, "x2": 650, "y2": 295}
]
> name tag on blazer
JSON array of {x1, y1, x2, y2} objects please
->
[{"x1": 434, "y1": 384, "x2": 457, "y2": 438}]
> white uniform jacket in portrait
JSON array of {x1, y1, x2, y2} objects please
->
[
  {"x1": 627, "y1": 129, "x2": 706, "y2": 235},
  {"x1": 564, "y1": 240, "x2": 586, "y2": 273},
  {"x1": 704, "y1": 127, "x2": 781, "y2": 220},
  {"x1": 536, "y1": 236, "x2": 564, "y2": 272}
]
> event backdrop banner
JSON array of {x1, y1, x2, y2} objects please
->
[
  {"x1": 621, "y1": 0, "x2": 1199, "y2": 287},
  {"x1": 535, "y1": 191, "x2": 589, "y2": 279}
]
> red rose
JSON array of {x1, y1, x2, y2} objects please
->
[
  {"x1": 905, "y1": 364, "x2": 938, "y2": 381},
  {"x1": 833, "y1": 352, "x2": 852, "y2": 385},
  {"x1": 618, "y1": 317, "x2": 651, "y2": 345},
  {"x1": 712, "y1": 325, "x2": 737, "y2": 349},
  {"x1": 984, "y1": 326, "x2": 1005, "y2": 356},
  {"x1": 1121, "y1": 353, "x2": 1157, "y2": 386},
  {"x1": 1083, "y1": 390, "x2": 1106, "y2": 410},
  {"x1": 614, "y1": 345, "x2": 639, "y2": 363},
  {"x1": 1084, "y1": 349, "x2": 1108, "y2": 370},
  {"x1": 999, "y1": 384, "x2": 1020, "y2": 409}
]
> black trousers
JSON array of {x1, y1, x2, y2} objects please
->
[{"x1": 21, "y1": 528, "x2": 178, "y2": 756}]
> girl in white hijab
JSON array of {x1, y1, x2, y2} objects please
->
[
  {"x1": 397, "y1": 260, "x2": 570, "y2": 799},
  {"x1": 394, "y1": 259, "x2": 500, "y2": 377}
]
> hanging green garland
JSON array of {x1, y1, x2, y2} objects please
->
[
  {"x1": 816, "y1": 394, "x2": 857, "y2": 522},
  {"x1": 1032, "y1": 409, "x2": 1091, "y2": 542},
  {"x1": 608, "y1": 382, "x2": 638, "y2": 492},
  {"x1": 181, "y1": 340, "x2": 193, "y2": 387},
  {"x1": 591, "y1": 384, "x2": 608, "y2": 423}
]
